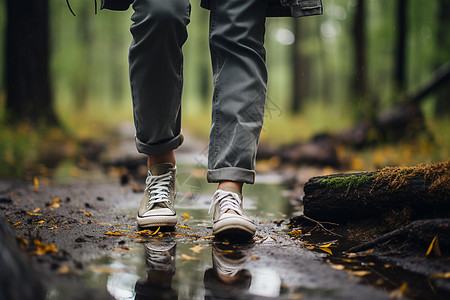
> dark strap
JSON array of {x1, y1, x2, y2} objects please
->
[{"x1": 66, "y1": 0, "x2": 98, "y2": 16}]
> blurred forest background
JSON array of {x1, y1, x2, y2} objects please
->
[{"x1": 0, "y1": 0, "x2": 449, "y2": 178}]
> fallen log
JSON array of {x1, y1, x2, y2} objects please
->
[
  {"x1": 257, "y1": 137, "x2": 339, "y2": 167},
  {"x1": 302, "y1": 161, "x2": 450, "y2": 223},
  {"x1": 257, "y1": 62, "x2": 450, "y2": 166}
]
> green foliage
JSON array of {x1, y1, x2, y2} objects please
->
[
  {"x1": 0, "y1": 124, "x2": 40, "y2": 178},
  {"x1": 0, "y1": 0, "x2": 449, "y2": 178}
]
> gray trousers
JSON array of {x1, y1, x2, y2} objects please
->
[{"x1": 129, "y1": 0, "x2": 268, "y2": 184}]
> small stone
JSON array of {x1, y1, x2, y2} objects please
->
[
  {"x1": 0, "y1": 197, "x2": 12, "y2": 204},
  {"x1": 75, "y1": 237, "x2": 86, "y2": 243}
]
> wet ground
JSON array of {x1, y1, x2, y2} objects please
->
[
  {"x1": 0, "y1": 169, "x2": 388, "y2": 299},
  {"x1": 1, "y1": 129, "x2": 444, "y2": 299}
]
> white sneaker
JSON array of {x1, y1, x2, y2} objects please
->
[
  {"x1": 136, "y1": 163, "x2": 177, "y2": 228},
  {"x1": 209, "y1": 187, "x2": 256, "y2": 236}
]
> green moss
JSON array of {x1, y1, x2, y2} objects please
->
[{"x1": 318, "y1": 174, "x2": 375, "y2": 192}]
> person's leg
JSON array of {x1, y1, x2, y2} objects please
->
[
  {"x1": 207, "y1": 0, "x2": 268, "y2": 236},
  {"x1": 130, "y1": 0, "x2": 190, "y2": 158},
  {"x1": 129, "y1": 0, "x2": 191, "y2": 227}
]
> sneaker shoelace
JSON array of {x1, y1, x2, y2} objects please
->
[
  {"x1": 145, "y1": 171, "x2": 173, "y2": 209},
  {"x1": 209, "y1": 190, "x2": 243, "y2": 217}
]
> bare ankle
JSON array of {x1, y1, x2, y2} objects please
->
[
  {"x1": 147, "y1": 150, "x2": 176, "y2": 169},
  {"x1": 218, "y1": 181, "x2": 243, "y2": 194}
]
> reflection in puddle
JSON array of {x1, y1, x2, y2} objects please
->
[
  {"x1": 205, "y1": 243, "x2": 254, "y2": 299},
  {"x1": 134, "y1": 241, "x2": 177, "y2": 300},
  {"x1": 100, "y1": 240, "x2": 285, "y2": 300}
]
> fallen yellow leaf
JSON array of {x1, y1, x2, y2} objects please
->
[
  {"x1": 426, "y1": 235, "x2": 441, "y2": 257},
  {"x1": 190, "y1": 245, "x2": 204, "y2": 254},
  {"x1": 319, "y1": 247, "x2": 333, "y2": 255},
  {"x1": 152, "y1": 227, "x2": 161, "y2": 235},
  {"x1": 13, "y1": 221, "x2": 22, "y2": 226},
  {"x1": 89, "y1": 266, "x2": 118, "y2": 274},
  {"x1": 34, "y1": 220, "x2": 45, "y2": 225},
  {"x1": 26, "y1": 211, "x2": 42, "y2": 216},
  {"x1": 251, "y1": 255, "x2": 260, "y2": 260},
  {"x1": 348, "y1": 270, "x2": 371, "y2": 277},
  {"x1": 389, "y1": 282, "x2": 408, "y2": 299},
  {"x1": 34, "y1": 239, "x2": 58, "y2": 255},
  {"x1": 32, "y1": 177, "x2": 39, "y2": 191},
  {"x1": 430, "y1": 272, "x2": 450, "y2": 279},
  {"x1": 33, "y1": 208, "x2": 41, "y2": 213},
  {"x1": 17, "y1": 235, "x2": 29, "y2": 246},
  {"x1": 176, "y1": 225, "x2": 191, "y2": 229},
  {"x1": 80, "y1": 209, "x2": 93, "y2": 217},
  {"x1": 55, "y1": 265, "x2": 69, "y2": 275},
  {"x1": 181, "y1": 253, "x2": 198, "y2": 261},
  {"x1": 330, "y1": 264, "x2": 345, "y2": 270},
  {"x1": 172, "y1": 232, "x2": 201, "y2": 238},
  {"x1": 104, "y1": 231, "x2": 124, "y2": 236},
  {"x1": 47, "y1": 198, "x2": 61, "y2": 209},
  {"x1": 135, "y1": 229, "x2": 153, "y2": 235},
  {"x1": 346, "y1": 252, "x2": 363, "y2": 258},
  {"x1": 182, "y1": 212, "x2": 192, "y2": 221},
  {"x1": 49, "y1": 226, "x2": 58, "y2": 230},
  {"x1": 200, "y1": 235, "x2": 215, "y2": 239},
  {"x1": 365, "y1": 249, "x2": 374, "y2": 254},
  {"x1": 287, "y1": 229, "x2": 302, "y2": 236},
  {"x1": 112, "y1": 246, "x2": 132, "y2": 252},
  {"x1": 319, "y1": 243, "x2": 333, "y2": 248}
]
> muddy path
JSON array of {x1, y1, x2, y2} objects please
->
[
  {"x1": 0, "y1": 129, "x2": 444, "y2": 299},
  {"x1": 1, "y1": 176, "x2": 392, "y2": 300}
]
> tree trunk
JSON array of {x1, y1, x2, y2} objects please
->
[
  {"x1": 395, "y1": 0, "x2": 408, "y2": 96},
  {"x1": 291, "y1": 18, "x2": 303, "y2": 113},
  {"x1": 302, "y1": 161, "x2": 450, "y2": 223},
  {"x1": 5, "y1": 0, "x2": 58, "y2": 125},
  {"x1": 352, "y1": 0, "x2": 367, "y2": 102},
  {"x1": 434, "y1": 0, "x2": 450, "y2": 115}
]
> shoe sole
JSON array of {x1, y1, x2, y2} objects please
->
[
  {"x1": 213, "y1": 217, "x2": 256, "y2": 237},
  {"x1": 136, "y1": 215, "x2": 177, "y2": 228}
]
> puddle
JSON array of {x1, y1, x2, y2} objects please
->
[{"x1": 76, "y1": 175, "x2": 297, "y2": 300}]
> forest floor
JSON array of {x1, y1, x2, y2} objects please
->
[{"x1": 0, "y1": 126, "x2": 448, "y2": 300}]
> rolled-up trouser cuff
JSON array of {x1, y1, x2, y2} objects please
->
[
  {"x1": 135, "y1": 134, "x2": 183, "y2": 155},
  {"x1": 207, "y1": 167, "x2": 255, "y2": 184}
]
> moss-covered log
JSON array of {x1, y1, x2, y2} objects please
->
[{"x1": 302, "y1": 161, "x2": 450, "y2": 223}]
